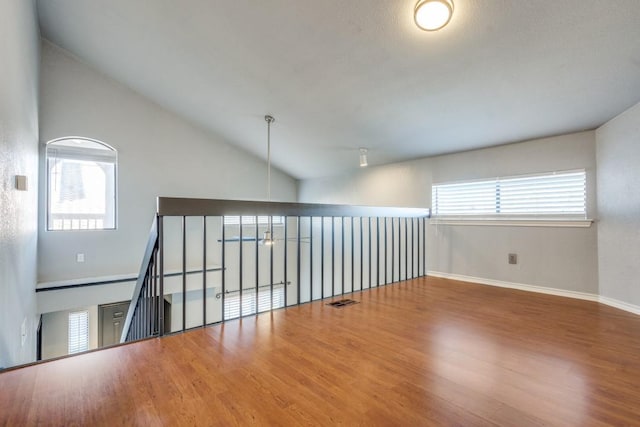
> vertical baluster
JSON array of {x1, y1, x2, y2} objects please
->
[
  {"x1": 360, "y1": 216, "x2": 363, "y2": 291},
  {"x1": 284, "y1": 216, "x2": 288, "y2": 308},
  {"x1": 158, "y1": 215, "x2": 165, "y2": 336},
  {"x1": 392, "y1": 217, "x2": 402, "y2": 282},
  {"x1": 376, "y1": 217, "x2": 380, "y2": 287},
  {"x1": 221, "y1": 216, "x2": 226, "y2": 321},
  {"x1": 351, "y1": 217, "x2": 354, "y2": 293},
  {"x1": 136, "y1": 300, "x2": 140, "y2": 340},
  {"x1": 270, "y1": 216, "x2": 274, "y2": 309},
  {"x1": 385, "y1": 217, "x2": 388, "y2": 285},
  {"x1": 405, "y1": 218, "x2": 408, "y2": 281},
  {"x1": 341, "y1": 216, "x2": 345, "y2": 296},
  {"x1": 239, "y1": 216, "x2": 243, "y2": 318},
  {"x1": 412, "y1": 218, "x2": 415, "y2": 279},
  {"x1": 140, "y1": 274, "x2": 145, "y2": 338},
  {"x1": 422, "y1": 218, "x2": 427, "y2": 276},
  {"x1": 332, "y1": 217, "x2": 335, "y2": 297},
  {"x1": 296, "y1": 216, "x2": 301, "y2": 305},
  {"x1": 153, "y1": 246, "x2": 158, "y2": 334},
  {"x1": 321, "y1": 217, "x2": 325, "y2": 299},
  {"x1": 202, "y1": 216, "x2": 207, "y2": 327},
  {"x1": 309, "y1": 216, "x2": 313, "y2": 301},
  {"x1": 145, "y1": 267, "x2": 149, "y2": 336},
  {"x1": 145, "y1": 269, "x2": 148, "y2": 336},
  {"x1": 417, "y1": 217, "x2": 421, "y2": 277},
  {"x1": 145, "y1": 270, "x2": 153, "y2": 337},
  {"x1": 391, "y1": 217, "x2": 395, "y2": 284},
  {"x1": 393, "y1": 217, "x2": 402, "y2": 281},
  {"x1": 255, "y1": 216, "x2": 259, "y2": 314},
  {"x1": 148, "y1": 267, "x2": 152, "y2": 335},
  {"x1": 368, "y1": 217, "x2": 372, "y2": 289},
  {"x1": 182, "y1": 216, "x2": 186, "y2": 331}
]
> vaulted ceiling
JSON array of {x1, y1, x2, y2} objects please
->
[{"x1": 37, "y1": 0, "x2": 640, "y2": 179}]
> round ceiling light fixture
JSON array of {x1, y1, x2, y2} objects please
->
[{"x1": 414, "y1": 0, "x2": 454, "y2": 31}]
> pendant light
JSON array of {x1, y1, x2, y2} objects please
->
[{"x1": 262, "y1": 115, "x2": 275, "y2": 246}]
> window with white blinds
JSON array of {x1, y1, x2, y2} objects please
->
[
  {"x1": 432, "y1": 170, "x2": 586, "y2": 219},
  {"x1": 223, "y1": 286, "x2": 285, "y2": 319},
  {"x1": 68, "y1": 310, "x2": 89, "y2": 354},
  {"x1": 223, "y1": 216, "x2": 284, "y2": 226}
]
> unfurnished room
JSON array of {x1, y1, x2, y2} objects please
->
[{"x1": 1, "y1": 0, "x2": 640, "y2": 425}]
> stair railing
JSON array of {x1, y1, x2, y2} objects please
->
[{"x1": 122, "y1": 197, "x2": 430, "y2": 343}]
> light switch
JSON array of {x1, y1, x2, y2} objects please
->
[
  {"x1": 15, "y1": 175, "x2": 28, "y2": 191},
  {"x1": 76, "y1": 253, "x2": 85, "y2": 263}
]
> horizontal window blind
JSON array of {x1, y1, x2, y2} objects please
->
[
  {"x1": 223, "y1": 286, "x2": 285, "y2": 319},
  {"x1": 223, "y1": 216, "x2": 284, "y2": 226},
  {"x1": 68, "y1": 310, "x2": 89, "y2": 354},
  {"x1": 432, "y1": 170, "x2": 586, "y2": 218}
]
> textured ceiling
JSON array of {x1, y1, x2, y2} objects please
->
[{"x1": 37, "y1": 0, "x2": 640, "y2": 179}]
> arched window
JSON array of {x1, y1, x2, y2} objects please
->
[{"x1": 46, "y1": 137, "x2": 117, "y2": 231}]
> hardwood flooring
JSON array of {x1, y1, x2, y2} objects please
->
[{"x1": 2, "y1": 276, "x2": 640, "y2": 426}]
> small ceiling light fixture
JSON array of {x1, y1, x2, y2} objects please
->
[
  {"x1": 414, "y1": 0, "x2": 454, "y2": 31},
  {"x1": 359, "y1": 148, "x2": 368, "y2": 168},
  {"x1": 262, "y1": 115, "x2": 275, "y2": 246}
]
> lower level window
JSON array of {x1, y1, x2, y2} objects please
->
[
  {"x1": 224, "y1": 286, "x2": 285, "y2": 319},
  {"x1": 68, "y1": 310, "x2": 89, "y2": 354}
]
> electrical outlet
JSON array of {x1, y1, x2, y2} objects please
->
[
  {"x1": 76, "y1": 253, "x2": 85, "y2": 263},
  {"x1": 21, "y1": 318, "x2": 27, "y2": 347},
  {"x1": 508, "y1": 253, "x2": 518, "y2": 265}
]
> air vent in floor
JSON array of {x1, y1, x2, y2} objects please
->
[{"x1": 327, "y1": 299, "x2": 359, "y2": 308}]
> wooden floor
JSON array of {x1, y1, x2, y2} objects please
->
[{"x1": 3, "y1": 277, "x2": 640, "y2": 426}]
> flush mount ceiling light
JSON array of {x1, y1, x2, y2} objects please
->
[
  {"x1": 359, "y1": 148, "x2": 368, "y2": 168},
  {"x1": 414, "y1": 0, "x2": 454, "y2": 31}
]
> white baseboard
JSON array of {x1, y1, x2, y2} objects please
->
[
  {"x1": 426, "y1": 271, "x2": 640, "y2": 316},
  {"x1": 427, "y1": 271, "x2": 600, "y2": 302},
  {"x1": 598, "y1": 296, "x2": 640, "y2": 316}
]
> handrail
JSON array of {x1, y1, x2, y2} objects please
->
[
  {"x1": 215, "y1": 281, "x2": 290, "y2": 299},
  {"x1": 157, "y1": 197, "x2": 430, "y2": 218},
  {"x1": 120, "y1": 216, "x2": 159, "y2": 343}
]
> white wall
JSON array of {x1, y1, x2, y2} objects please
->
[
  {"x1": 300, "y1": 131, "x2": 598, "y2": 294},
  {"x1": 38, "y1": 41, "x2": 298, "y2": 284},
  {"x1": 0, "y1": 0, "x2": 40, "y2": 369},
  {"x1": 596, "y1": 101, "x2": 640, "y2": 307},
  {"x1": 37, "y1": 281, "x2": 135, "y2": 315}
]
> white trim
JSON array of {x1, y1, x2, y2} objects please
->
[
  {"x1": 427, "y1": 271, "x2": 599, "y2": 301},
  {"x1": 598, "y1": 296, "x2": 640, "y2": 316},
  {"x1": 432, "y1": 168, "x2": 586, "y2": 187},
  {"x1": 37, "y1": 265, "x2": 223, "y2": 290},
  {"x1": 427, "y1": 271, "x2": 640, "y2": 316},
  {"x1": 37, "y1": 273, "x2": 137, "y2": 289},
  {"x1": 429, "y1": 219, "x2": 593, "y2": 228}
]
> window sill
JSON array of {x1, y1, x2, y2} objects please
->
[{"x1": 429, "y1": 219, "x2": 594, "y2": 228}]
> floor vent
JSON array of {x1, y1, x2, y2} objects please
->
[{"x1": 327, "y1": 299, "x2": 359, "y2": 308}]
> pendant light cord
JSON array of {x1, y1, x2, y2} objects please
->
[{"x1": 265, "y1": 115, "x2": 274, "y2": 202}]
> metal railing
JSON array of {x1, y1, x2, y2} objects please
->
[
  {"x1": 121, "y1": 197, "x2": 430, "y2": 343},
  {"x1": 121, "y1": 219, "x2": 160, "y2": 342}
]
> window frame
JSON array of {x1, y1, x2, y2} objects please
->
[
  {"x1": 45, "y1": 137, "x2": 118, "y2": 232},
  {"x1": 68, "y1": 310, "x2": 90, "y2": 355},
  {"x1": 431, "y1": 169, "x2": 593, "y2": 228}
]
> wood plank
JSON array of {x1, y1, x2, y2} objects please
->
[{"x1": 2, "y1": 277, "x2": 640, "y2": 426}]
